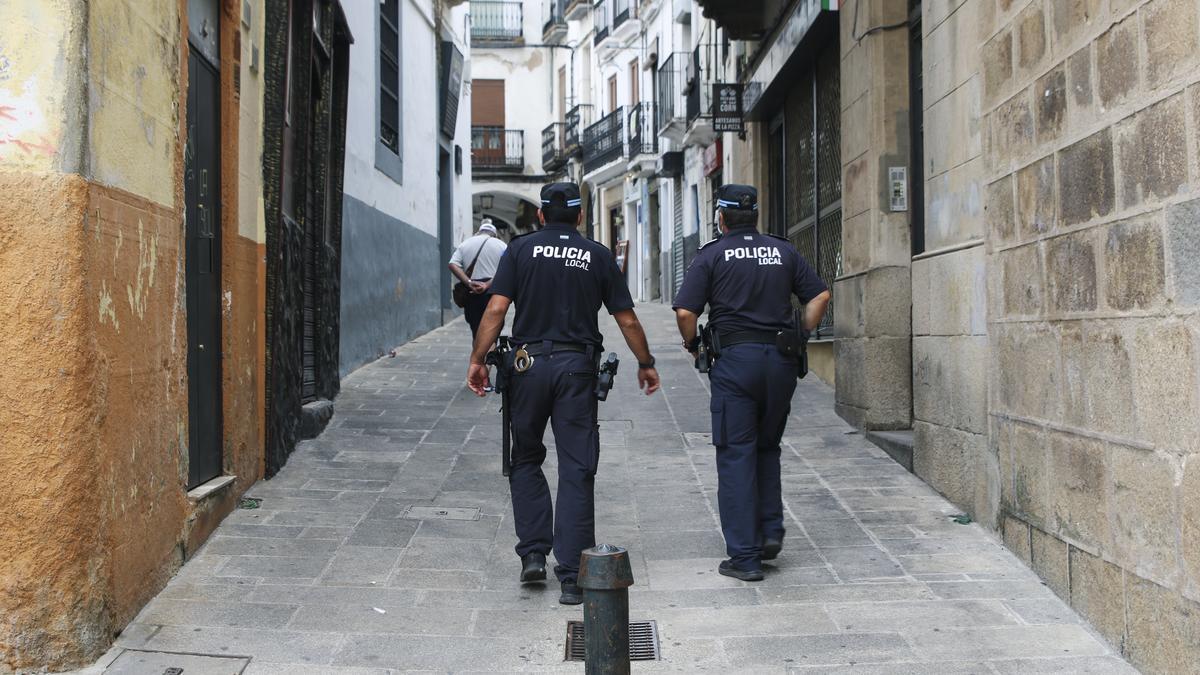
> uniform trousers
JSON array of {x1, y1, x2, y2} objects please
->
[
  {"x1": 708, "y1": 342, "x2": 799, "y2": 569},
  {"x1": 508, "y1": 350, "x2": 599, "y2": 583}
]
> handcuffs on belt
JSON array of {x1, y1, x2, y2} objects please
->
[{"x1": 513, "y1": 344, "x2": 534, "y2": 373}]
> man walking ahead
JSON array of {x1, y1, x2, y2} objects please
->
[
  {"x1": 448, "y1": 218, "x2": 507, "y2": 336},
  {"x1": 673, "y1": 184, "x2": 830, "y2": 581},
  {"x1": 466, "y1": 182, "x2": 660, "y2": 604}
]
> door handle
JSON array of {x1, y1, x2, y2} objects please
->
[{"x1": 198, "y1": 344, "x2": 205, "y2": 351}]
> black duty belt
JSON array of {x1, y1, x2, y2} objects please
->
[
  {"x1": 719, "y1": 330, "x2": 778, "y2": 347},
  {"x1": 521, "y1": 341, "x2": 591, "y2": 357}
]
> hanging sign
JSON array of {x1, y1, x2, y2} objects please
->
[{"x1": 712, "y1": 83, "x2": 745, "y2": 133}]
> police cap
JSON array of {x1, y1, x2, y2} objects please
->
[
  {"x1": 715, "y1": 184, "x2": 758, "y2": 211},
  {"x1": 540, "y1": 182, "x2": 583, "y2": 209}
]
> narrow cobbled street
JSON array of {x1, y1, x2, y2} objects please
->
[{"x1": 86, "y1": 305, "x2": 1134, "y2": 674}]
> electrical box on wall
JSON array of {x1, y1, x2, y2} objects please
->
[{"x1": 889, "y1": 166, "x2": 907, "y2": 212}]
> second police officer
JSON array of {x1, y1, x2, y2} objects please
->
[
  {"x1": 467, "y1": 182, "x2": 661, "y2": 604},
  {"x1": 673, "y1": 184, "x2": 831, "y2": 581}
]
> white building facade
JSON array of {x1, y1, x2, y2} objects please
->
[{"x1": 339, "y1": 0, "x2": 474, "y2": 374}]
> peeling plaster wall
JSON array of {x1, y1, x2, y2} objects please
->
[{"x1": 0, "y1": 0, "x2": 268, "y2": 669}]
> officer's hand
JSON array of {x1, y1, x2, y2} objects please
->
[
  {"x1": 467, "y1": 363, "x2": 491, "y2": 396},
  {"x1": 638, "y1": 367, "x2": 661, "y2": 395}
]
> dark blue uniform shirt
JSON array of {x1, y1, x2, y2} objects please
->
[
  {"x1": 490, "y1": 222, "x2": 635, "y2": 347},
  {"x1": 672, "y1": 227, "x2": 828, "y2": 333}
]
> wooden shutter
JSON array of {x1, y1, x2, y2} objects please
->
[{"x1": 472, "y1": 79, "x2": 505, "y2": 126}]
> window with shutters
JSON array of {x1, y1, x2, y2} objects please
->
[{"x1": 376, "y1": 0, "x2": 403, "y2": 181}]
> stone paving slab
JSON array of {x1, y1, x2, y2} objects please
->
[{"x1": 77, "y1": 303, "x2": 1137, "y2": 673}]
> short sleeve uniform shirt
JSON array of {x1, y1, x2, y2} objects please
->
[
  {"x1": 672, "y1": 227, "x2": 828, "y2": 333},
  {"x1": 490, "y1": 223, "x2": 634, "y2": 347}
]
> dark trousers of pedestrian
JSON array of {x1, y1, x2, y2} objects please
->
[
  {"x1": 708, "y1": 343, "x2": 799, "y2": 570},
  {"x1": 464, "y1": 290, "x2": 498, "y2": 337},
  {"x1": 507, "y1": 350, "x2": 599, "y2": 584}
]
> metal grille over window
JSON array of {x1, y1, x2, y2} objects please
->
[
  {"x1": 379, "y1": 0, "x2": 400, "y2": 153},
  {"x1": 783, "y1": 39, "x2": 841, "y2": 338}
]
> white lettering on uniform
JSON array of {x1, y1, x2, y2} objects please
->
[
  {"x1": 724, "y1": 246, "x2": 782, "y2": 264},
  {"x1": 532, "y1": 244, "x2": 592, "y2": 270}
]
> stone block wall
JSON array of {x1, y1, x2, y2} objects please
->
[
  {"x1": 835, "y1": 0, "x2": 915, "y2": 431},
  {"x1": 983, "y1": 0, "x2": 1200, "y2": 670},
  {"x1": 911, "y1": 0, "x2": 996, "y2": 528}
]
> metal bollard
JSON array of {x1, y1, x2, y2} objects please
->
[{"x1": 577, "y1": 543, "x2": 635, "y2": 675}]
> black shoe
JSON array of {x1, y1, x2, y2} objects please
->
[
  {"x1": 719, "y1": 559, "x2": 764, "y2": 582},
  {"x1": 762, "y1": 537, "x2": 783, "y2": 561},
  {"x1": 520, "y1": 553, "x2": 547, "y2": 583},
  {"x1": 559, "y1": 581, "x2": 583, "y2": 605}
]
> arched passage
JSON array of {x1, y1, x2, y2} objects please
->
[{"x1": 472, "y1": 188, "x2": 541, "y2": 241}]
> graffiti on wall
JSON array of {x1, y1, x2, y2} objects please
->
[{"x1": 0, "y1": 46, "x2": 59, "y2": 160}]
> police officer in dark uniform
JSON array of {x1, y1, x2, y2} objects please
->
[
  {"x1": 672, "y1": 184, "x2": 831, "y2": 581},
  {"x1": 466, "y1": 182, "x2": 661, "y2": 604}
]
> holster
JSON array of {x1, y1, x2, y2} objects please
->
[
  {"x1": 774, "y1": 309, "x2": 810, "y2": 380},
  {"x1": 695, "y1": 323, "x2": 717, "y2": 373}
]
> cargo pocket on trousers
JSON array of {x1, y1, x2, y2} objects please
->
[{"x1": 710, "y1": 398, "x2": 727, "y2": 447}]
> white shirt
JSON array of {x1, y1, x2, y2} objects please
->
[{"x1": 449, "y1": 233, "x2": 507, "y2": 280}]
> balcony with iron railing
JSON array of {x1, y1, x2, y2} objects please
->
[
  {"x1": 582, "y1": 107, "x2": 625, "y2": 173},
  {"x1": 627, "y1": 102, "x2": 657, "y2": 176},
  {"x1": 611, "y1": 0, "x2": 639, "y2": 40},
  {"x1": 683, "y1": 47, "x2": 717, "y2": 147},
  {"x1": 564, "y1": 104, "x2": 594, "y2": 156},
  {"x1": 627, "y1": 102, "x2": 656, "y2": 157},
  {"x1": 472, "y1": 127, "x2": 524, "y2": 172},
  {"x1": 656, "y1": 52, "x2": 688, "y2": 138},
  {"x1": 471, "y1": 1, "x2": 523, "y2": 44},
  {"x1": 593, "y1": 0, "x2": 610, "y2": 45},
  {"x1": 543, "y1": 0, "x2": 567, "y2": 43},
  {"x1": 541, "y1": 122, "x2": 568, "y2": 174}
]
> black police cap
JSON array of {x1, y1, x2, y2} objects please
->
[
  {"x1": 715, "y1": 184, "x2": 758, "y2": 211},
  {"x1": 541, "y1": 182, "x2": 582, "y2": 209}
]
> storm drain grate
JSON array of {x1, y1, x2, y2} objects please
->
[{"x1": 564, "y1": 620, "x2": 661, "y2": 661}]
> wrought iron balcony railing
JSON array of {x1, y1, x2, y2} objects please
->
[
  {"x1": 685, "y1": 47, "x2": 712, "y2": 124},
  {"x1": 582, "y1": 106, "x2": 625, "y2": 172},
  {"x1": 543, "y1": 0, "x2": 567, "y2": 42},
  {"x1": 627, "y1": 102, "x2": 656, "y2": 156},
  {"x1": 593, "y1": 0, "x2": 610, "y2": 44},
  {"x1": 613, "y1": 0, "x2": 632, "y2": 29},
  {"x1": 471, "y1": 1, "x2": 523, "y2": 43},
  {"x1": 656, "y1": 52, "x2": 688, "y2": 132},
  {"x1": 472, "y1": 126, "x2": 524, "y2": 171},
  {"x1": 565, "y1": 104, "x2": 594, "y2": 155},
  {"x1": 542, "y1": 122, "x2": 567, "y2": 173}
]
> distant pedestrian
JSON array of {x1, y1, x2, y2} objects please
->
[
  {"x1": 466, "y1": 182, "x2": 661, "y2": 605},
  {"x1": 673, "y1": 184, "x2": 831, "y2": 581},
  {"x1": 449, "y1": 219, "x2": 508, "y2": 336}
]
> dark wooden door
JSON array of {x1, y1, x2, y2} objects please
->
[{"x1": 185, "y1": 48, "x2": 223, "y2": 489}]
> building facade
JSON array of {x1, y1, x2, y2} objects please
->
[
  {"x1": 0, "y1": 0, "x2": 473, "y2": 669},
  {"x1": 339, "y1": 0, "x2": 474, "y2": 376},
  {"x1": 697, "y1": 0, "x2": 1200, "y2": 671}
]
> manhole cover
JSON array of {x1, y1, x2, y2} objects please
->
[
  {"x1": 403, "y1": 506, "x2": 480, "y2": 521},
  {"x1": 104, "y1": 650, "x2": 249, "y2": 674},
  {"x1": 564, "y1": 620, "x2": 660, "y2": 662}
]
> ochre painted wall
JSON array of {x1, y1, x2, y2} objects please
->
[{"x1": 0, "y1": 0, "x2": 268, "y2": 669}]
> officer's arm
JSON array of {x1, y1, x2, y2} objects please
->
[
  {"x1": 611, "y1": 310, "x2": 654, "y2": 365},
  {"x1": 675, "y1": 308, "x2": 699, "y2": 351},
  {"x1": 470, "y1": 295, "x2": 512, "y2": 365},
  {"x1": 802, "y1": 290, "x2": 832, "y2": 332}
]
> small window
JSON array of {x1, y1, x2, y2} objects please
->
[{"x1": 379, "y1": 0, "x2": 401, "y2": 154}]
